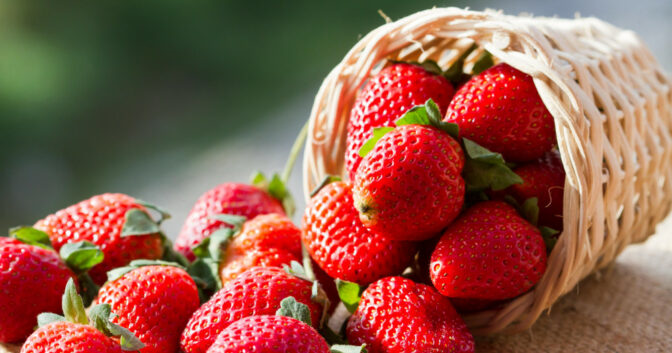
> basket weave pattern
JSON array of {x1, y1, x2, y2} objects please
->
[{"x1": 303, "y1": 8, "x2": 672, "y2": 334}]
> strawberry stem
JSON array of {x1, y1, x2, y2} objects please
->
[{"x1": 281, "y1": 120, "x2": 309, "y2": 185}]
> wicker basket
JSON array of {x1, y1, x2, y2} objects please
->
[{"x1": 303, "y1": 7, "x2": 672, "y2": 334}]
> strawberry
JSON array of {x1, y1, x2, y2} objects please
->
[
  {"x1": 180, "y1": 266, "x2": 323, "y2": 353},
  {"x1": 206, "y1": 315, "x2": 330, "y2": 353},
  {"x1": 21, "y1": 279, "x2": 143, "y2": 353},
  {"x1": 20, "y1": 321, "x2": 123, "y2": 353},
  {"x1": 353, "y1": 101, "x2": 466, "y2": 241},
  {"x1": 302, "y1": 181, "x2": 416, "y2": 284},
  {"x1": 430, "y1": 201, "x2": 547, "y2": 300},
  {"x1": 216, "y1": 213, "x2": 302, "y2": 284},
  {"x1": 445, "y1": 63, "x2": 556, "y2": 163},
  {"x1": 346, "y1": 276, "x2": 474, "y2": 353},
  {"x1": 174, "y1": 183, "x2": 285, "y2": 261},
  {"x1": 345, "y1": 62, "x2": 455, "y2": 180},
  {"x1": 508, "y1": 150, "x2": 565, "y2": 230},
  {"x1": 96, "y1": 263, "x2": 200, "y2": 353},
  {"x1": 34, "y1": 193, "x2": 166, "y2": 284},
  {"x1": 0, "y1": 238, "x2": 75, "y2": 342}
]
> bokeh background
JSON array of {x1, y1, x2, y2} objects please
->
[{"x1": 2, "y1": 0, "x2": 670, "y2": 237}]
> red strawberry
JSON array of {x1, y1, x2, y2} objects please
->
[
  {"x1": 175, "y1": 183, "x2": 285, "y2": 261},
  {"x1": 353, "y1": 124, "x2": 465, "y2": 241},
  {"x1": 20, "y1": 321, "x2": 123, "y2": 353},
  {"x1": 21, "y1": 278, "x2": 143, "y2": 353},
  {"x1": 508, "y1": 150, "x2": 565, "y2": 230},
  {"x1": 96, "y1": 264, "x2": 200, "y2": 353},
  {"x1": 430, "y1": 201, "x2": 547, "y2": 300},
  {"x1": 347, "y1": 276, "x2": 474, "y2": 353},
  {"x1": 206, "y1": 315, "x2": 329, "y2": 353},
  {"x1": 346, "y1": 62, "x2": 455, "y2": 180},
  {"x1": 218, "y1": 213, "x2": 302, "y2": 284},
  {"x1": 34, "y1": 193, "x2": 164, "y2": 284},
  {"x1": 445, "y1": 63, "x2": 556, "y2": 162},
  {"x1": 0, "y1": 240, "x2": 75, "y2": 342},
  {"x1": 180, "y1": 266, "x2": 323, "y2": 353},
  {"x1": 302, "y1": 181, "x2": 416, "y2": 284}
]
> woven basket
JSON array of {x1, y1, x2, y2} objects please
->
[{"x1": 303, "y1": 7, "x2": 672, "y2": 334}]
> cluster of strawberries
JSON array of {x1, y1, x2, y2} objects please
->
[{"x1": 0, "y1": 54, "x2": 565, "y2": 353}]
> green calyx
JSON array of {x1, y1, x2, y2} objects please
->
[
  {"x1": 540, "y1": 226, "x2": 560, "y2": 252},
  {"x1": 276, "y1": 296, "x2": 312, "y2": 326},
  {"x1": 336, "y1": 279, "x2": 363, "y2": 314},
  {"x1": 358, "y1": 99, "x2": 459, "y2": 158},
  {"x1": 462, "y1": 138, "x2": 523, "y2": 192},
  {"x1": 37, "y1": 278, "x2": 144, "y2": 351},
  {"x1": 107, "y1": 259, "x2": 186, "y2": 283},
  {"x1": 60, "y1": 241, "x2": 104, "y2": 307},
  {"x1": 283, "y1": 258, "x2": 331, "y2": 328},
  {"x1": 503, "y1": 196, "x2": 560, "y2": 253},
  {"x1": 251, "y1": 171, "x2": 295, "y2": 217},
  {"x1": 8, "y1": 226, "x2": 53, "y2": 249},
  {"x1": 187, "y1": 214, "x2": 246, "y2": 302}
]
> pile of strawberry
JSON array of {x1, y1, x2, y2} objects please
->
[{"x1": 0, "y1": 52, "x2": 566, "y2": 353}]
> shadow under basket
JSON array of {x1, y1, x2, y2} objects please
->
[{"x1": 302, "y1": 7, "x2": 672, "y2": 334}]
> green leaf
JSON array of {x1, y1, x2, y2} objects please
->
[
  {"x1": 331, "y1": 344, "x2": 368, "y2": 353},
  {"x1": 187, "y1": 258, "x2": 222, "y2": 303},
  {"x1": 310, "y1": 175, "x2": 342, "y2": 197},
  {"x1": 106, "y1": 259, "x2": 184, "y2": 282},
  {"x1": 521, "y1": 197, "x2": 540, "y2": 226},
  {"x1": 77, "y1": 273, "x2": 100, "y2": 308},
  {"x1": 251, "y1": 171, "x2": 268, "y2": 187},
  {"x1": 320, "y1": 325, "x2": 347, "y2": 345},
  {"x1": 283, "y1": 260, "x2": 311, "y2": 282},
  {"x1": 88, "y1": 303, "x2": 145, "y2": 351},
  {"x1": 191, "y1": 227, "x2": 235, "y2": 262},
  {"x1": 540, "y1": 226, "x2": 560, "y2": 252},
  {"x1": 160, "y1": 237, "x2": 190, "y2": 267},
  {"x1": 134, "y1": 199, "x2": 171, "y2": 225},
  {"x1": 62, "y1": 278, "x2": 88, "y2": 325},
  {"x1": 395, "y1": 100, "x2": 459, "y2": 138},
  {"x1": 276, "y1": 296, "x2": 312, "y2": 326},
  {"x1": 336, "y1": 279, "x2": 363, "y2": 314},
  {"x1": 121, "y1": 208, "x2": 160, "y2": 237},
  {"x1": 60, "y1": 241, "x2": 104, "y2": 274},
  {"x1": 211, "y1": 214, "x2": 246, "y2": 230},
  {"x1": 250, "y1": 171, "x2": 295, "y2": 217},
  {"x1": 462, "y1": 138, "x2": 523, "y2": 192},
  {"x1": 37, "y1": 313, "x2": 66, "y2": 328},
  {"x1": 8, "y1": 226, "x2": 52, "y2": 249},
  {"x1": 472, "y1": 50, "x2": 494, "y2": 75},
  {"x1": 358, "y1": 127, "x2": 394, "y2": 158}
]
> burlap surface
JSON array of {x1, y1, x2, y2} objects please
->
[{"x1": 2, "y1": 215, "x2": 670, "y2": 353}]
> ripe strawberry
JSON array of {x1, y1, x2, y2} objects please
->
[
  {"x1": 0, "y1": 240, "x2": 75, "y2": 342},
  {"x1": 445, "y1": 63, "x2": 556, "y2": 162},
  {"x1": 34, "y1": 193, "x2": 165, "y2": 284},
  {"x1": 302, "y1": 181, "x2": 416, "y2": 284},
  {"x1": 508, "y1": 150, "x2": 565, "y2": 230},
  {"x1": 218, "y1": 213, "x2": 302, "y2": 284},
  {"x1": 180, "y1": 266, "x2": 323, "y2": 353},
  {"x1": 96, "y1": 264, "x2": 200, "y2": 353},
  {"x1": 430, "y1": 201, "x2": 547, "y2": 300},
  {"x1": 175, "y1": 183, "x2": 285, "y2": 261},
  {"x1": 20, "y1": 321, "x2": 123, "y2": 353},
  {"x1": 353, "y1": 124, "x2": 465, "y2": 241},
  {"x1": 346, "y1": 62, "x2": 455, "y2": 180},
  {"x1": 347, "y1": 276, "x2": 474, "y2": 353},
  {"x1": 206, "y1": 315, "x2": 330, "y2": 353},
  {"x1": 21, "y1": 278, "x2": 143, "y2": 353}
]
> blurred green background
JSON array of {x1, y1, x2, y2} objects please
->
[{"x1": 1, "y1": 0, "x2": 670, "y2": 236}]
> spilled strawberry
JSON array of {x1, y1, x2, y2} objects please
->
[
  {"x1": 430, "y1": 201, "x2": 547, "y2": 300},
  {"x1": 96, "y1": 261, "x2": 200, "y2": 353},
  {"x1": 445, "y1": 63, "x2": 556, "y2": 163},
  {"x1": 21, "y1": 279, "x2": 143, "y2": 353},
  {"x1": 302, "y1": 180, "x2": 416, "y2": 284},
  {"x1": 353, "y1": 100, "x2": 465, "y2": 241},
  {"x1": 347, "y1": 276, "x2": 474, "y2": 353},
  {"x1": 345, "y1": 62, "x2": 456, "y2": 180}
]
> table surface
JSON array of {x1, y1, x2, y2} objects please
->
[{"x1": 3, "y1": 216, "x2": 671, "y2": 353}]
